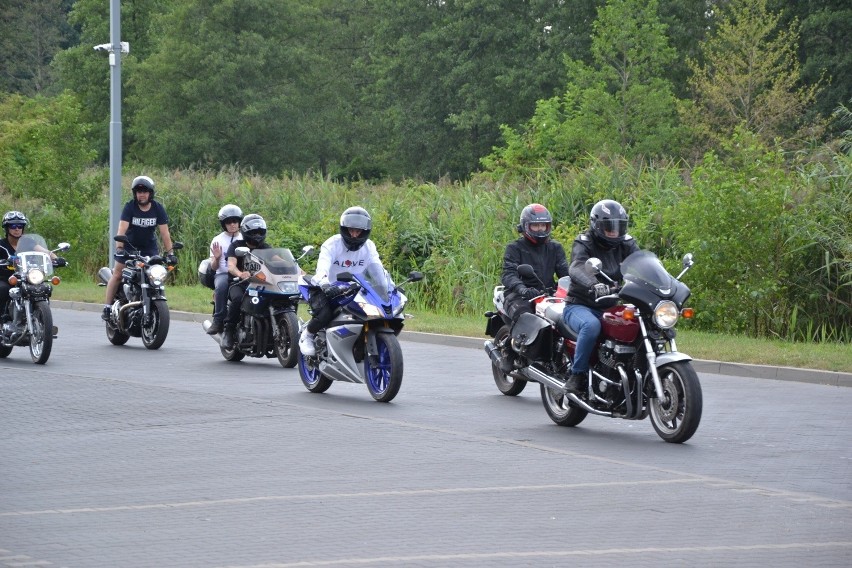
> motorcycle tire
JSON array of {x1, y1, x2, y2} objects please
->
[
  {"x1": 273, "y1": 311, "x2": 299, "y2": 368},
  {"x1": 649, "y1": 361, "x2": 702, "y2": 444},
  {"x1": 298, "y1": 351, "x2": 333, "y2": 393},
  {"x1": 141, "y1": 301, "x2": 170, "y2": 350},
  {"x1": 491, "y1": 325, "x2": 527, "y2": 396},
  {"x1": 29, "y1": 301, "x2": 53, "y2": 364},
  {"x1": 105, "y1": 318, "x2": 130, "y2": 346},
  {"x1": 220, "y1": 341, "x2": 245, "y2": 362},
  {"x1": 0, "y1": 344, "x2": 12, "y2": 358},
  {"x1": 539, "y1": 383, "x2": 588, "y2": 427},
  {"x1": 365, "y1": 333, "x2": 403, "y2": 403}
]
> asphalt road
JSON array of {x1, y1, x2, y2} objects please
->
[{"x1": 1, "y1": 308, "x2": 850, "y2": 567}]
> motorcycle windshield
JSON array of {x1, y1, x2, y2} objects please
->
[
  {"x1": 253, "y1": 248, "x2": 299, "y2": 275},
  {"x1": 14, "y1": 234, "x2": 54, "y2": 276},
  {"x1": 621, "y1": 250, "x2": 675, "y2": 293},
  {"x1": 356, "y1": 263, "x2": 393, "y2": 303}
]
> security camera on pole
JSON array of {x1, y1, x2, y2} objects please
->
[{"x1": 93, "y1": 1, "x2": 130, "y2": 266}]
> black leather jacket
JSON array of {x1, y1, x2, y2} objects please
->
[
  {"x1": 567, "y1": 232, "x2": 640, "y2": 309},
  {"x1": 501, "y1": 237, "x2": 570, "y2": 303}
]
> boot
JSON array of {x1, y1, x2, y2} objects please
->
[
  {"x1": 221, "y1": 325, "x2": 236, "y2": 350},
  {"x1": 206, "y1": 319, "x2": 222, "y2": 335},
  {"x1": 298, "y1": 328, "x2": 316, "y2": 356},
  {"x1": 563, "y1": 372, "x2": 586, "y2": 395},
  {"x1": 101, "y1": 305, "x2": 112, "y2": 322}
]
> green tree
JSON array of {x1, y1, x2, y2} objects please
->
[{"x1": 686, "y1": 0, "x2": 820, "y2": 151}]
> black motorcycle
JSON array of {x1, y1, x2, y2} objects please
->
[
  {"x1": 0, "y1": 234, "x2": 69, "y2": 364},
  {"x1": 97, "y1": 235, "x2": 183, "y2": 350},
  {"x1": 204, "y1": 245, "x2": 314, "y2": 367}
]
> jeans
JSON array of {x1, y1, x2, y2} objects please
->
[
  {"x1": 562, "y1": 303, "x2": 602, "y2": 374},
  {"x1": 212, "y1": 272, "x2": 230, "y2": 323}
]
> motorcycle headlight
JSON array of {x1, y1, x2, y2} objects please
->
[
  {"x1": 358, "y1": 302, "x2": 384, "y2": 318},
  {"x1": 653, "y1": 300, "x2": 679, "y2": 329},
  {"x1": 26, "y1": 268, "x2": 45, "y2": 285},
  {"x1": 277, "y1": 281, "x2": 298, "y2": 294},
  {"x1": 147, "y1": 264, "x2": 169, "y2": 285}
]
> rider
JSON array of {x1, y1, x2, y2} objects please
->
[
  {"x1": 0, "y1": 211, "x2": 59, "y2": 320},
  {"x1": 562, "y1": 199, "x2": 639, "y2": 393},
  {"x1": 102, "y1": 175, "x2": 174, "y2": 321},
  {"x1": 298, "y1": 206, "x2": 384, "y2": 356},
  {"x1": 220, "y1": 214, "x2": 271, "y2": 350},
  {"x1": 206, "y1": 204, "x2": 243, "y2": 335},
  {"x1": 498, "y1": 203, "x2": 570, "y2": 370}
]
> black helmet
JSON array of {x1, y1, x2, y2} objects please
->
[
  {"x1": 339, "y1": 206, "x2": 372, "y2": 251},
  {"x1": 131, "y1": 175, "x2": 155, "y2": 200},
  {"x1": 217, "y1": 204, "x2": 243, "y2": 230},
  {"x1": 589, "y1": 199, "x2": 628, "y2": 249},
  {"x1": 240, "y1": 213, "x2": 267, "y2": 246},
  {"x1": 517, "y1": 203, "x2": 552, "y2": 245},
  {"x1": 2, "y1": 210, "x2": 28, "y2": 234}
]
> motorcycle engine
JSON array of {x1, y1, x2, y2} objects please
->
[
  {"x1": 123, "y1": 283, "x2": 139, "y2": 302},
  {"x1": 597, "y1": 340, "x2": 636, "y2": 370}
]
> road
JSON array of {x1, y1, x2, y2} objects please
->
[{"x1": 1, "y1": 308, "x2": 850, "y2": 567}]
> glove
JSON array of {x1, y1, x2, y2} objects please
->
[
  {"x1": 113, "y1": 251, "x2": 131, "y2": 264},
  {"x1": 322, "y1": 282, "x2": 349, "y2": 299},
  {"x1": 166, "y1": 254, "x2": 178, "y2": 266},
  {"x1": 522, "y1": 287, "x2": 542, "y2": 300},
  {"x1": 592, "y1": 283, "x2": 611, "y2": 298},
  {"x1": 53, "y1": 257, "x2": 68, "y2": 267}
]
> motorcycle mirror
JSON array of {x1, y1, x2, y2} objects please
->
[
  {"x1": 336, "y1": 271, "x2": 354, "y2": 282},
  {"x1": 517, "y1": 264, "x2": 536, "y2": 278},
  {"x1": 408, "y1": 271, "x2": 424, "y2": 282},
  {"x1": 172, "y1": 242, "x2": 185, "y2": 251},
  {"x1": 682, "y1": 253, "x2": 694, "y2": 269},
  {"x1": 234, "y1": 247, "x2": 250, "y2": 258},
  {"x1": 57, "y1": 242, "x2": 71, "y2": 251},
  {"x1": 301, "y1": 245, "x2": 315, "y2": 255},
  {"x1": 585, "y1": 258, "x2": 603, "y2": 274}
]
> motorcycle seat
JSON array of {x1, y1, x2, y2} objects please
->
[{"x1": 543, "y1": 303, "x2": 578, "y2": 341}]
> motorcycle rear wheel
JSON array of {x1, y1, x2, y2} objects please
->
[
  {"x1": 0, "y1": 345, "x2": 11, "y2": 358},
  {"x1": 141, "y1": 301, "x2": 170, "y2": 350},
  {"x1": 365, "y1": 333, "x2": 403, "y2": 403},
  {"x1": 29, "y1": 301, "x2": 53, "y2": 364},
  {"x1": 298, "y1": 352, "x2": 333, "y2": 393},
  {"x1": 540, "y1": 383, "x2": 588, "y2": 427},
  {"x1": 105, "y1": 316, "x2": 130, "y2": 345},
  {"x1": 491, "y1": 325, "x2": 527, "y2": 396},
  {"x1": 649, "y1": 361, "x2": 702, "y2": 444},
  {"x1": 274, "y1": 311, "x2": 299, "y2": 368}
]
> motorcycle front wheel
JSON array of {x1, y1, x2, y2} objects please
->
[
  {"x1": 491, "y1": 325, "x2": 527, "y2": 396},
  {"x1": 649, "y1": 361, "x2": 702, "y2": 443},
  {"x1": 29, "y1": 301, "x2": 53, "y2": 364},
  {"x1": 365, "y1": 333, "x2": 403, "y2": 403},
  {"x1": 298, "y1": 351, "x2": 333, "y2": 393},
  {"x1": 273, "y1": 311, "x2": 299, "y2": 368},
  {"x1": 540, "y1": 383, "x2": 588, "y2": 427},
  {"x1": 141, "y1": 301, "x2": 170, "y2": 350}
]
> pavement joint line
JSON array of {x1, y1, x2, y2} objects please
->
[
  {"x1": 8, "y1": 365, "x2": 851, "y2": 510},
  {"x1": 0, "y1": 479, "x2": 705, "y2": 517},
  {"x1": 52, "y1": 301, "x2": 852, "y2": 386},
  {"x1": 216, "y1": 542, "x2": 852, "y2": 568}
]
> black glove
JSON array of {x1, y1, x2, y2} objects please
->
[
  {"x1": 592, "y1": 283, "x2": 611, "y2": 298},
  {"x1": 53, "y1": 257, "x2": 68, "y2": 267},
  {"x1": 322, "y1": 282, "x2": 349, "y2": 299},
  {"x1": 113, "y1": 251, "x2": 130, "y2": 264},
  {"x1": 522, "y1": 287, "x2": 542, "y2": 300},
  {"x1": 166, "y1": 254, "x2": 178, "y2": 266}
]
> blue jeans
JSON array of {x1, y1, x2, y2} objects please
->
[
  {"x1": 562, "y1": 303, "x2": 602, "y2": 374},
  {"x1": 212, "y1": 272, "x2": 230, "y2": 323}
]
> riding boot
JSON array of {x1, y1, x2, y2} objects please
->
[
  {"x1": 221, "y1": 324, "x2": 236, "y2": 350},
  {"x1": 206, "y1": 319, "x2": 222, "y2": 335},
  {"x1": 563, "y1": 372, "x2": 585, "y2": 395}
]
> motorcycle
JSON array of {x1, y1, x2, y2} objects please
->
[
  {"x1": 0, "y1": 235, "x2": 69, "y2": 364},
  {"x1": 485, "y1": 251, "x2": 702, "y2": 443},
  {"x1": 202, "y1": 245, "x2": 314, "y2": 367},
  {"x1": 97, "y1": 235, "x2": 183, "y2": 350},
  {"x1": 297, "y1": 263, "x2": 424, "y2": 402}
]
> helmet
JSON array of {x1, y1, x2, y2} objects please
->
[
  {"x1": 2, "y1": 211, "x2": 28, "y2": 232},
  {"x1": 131, "y1": 175, "x2": 156, "y2": 200},
  {"x1": 517, "y1": 203, "x2": 552, "y2": 245},
  {"x1": 217, "y1": 204, "x2": 243, "y2": 230},
  {"x1": 240, "y1": 213, "x2": 267, "y2": 246},
  {"x1": 589, "y1": 199, "x2": 629, "y2": 249},
  {"x1": 339, "y1": 206, "x2": 372, "y2": 251}
]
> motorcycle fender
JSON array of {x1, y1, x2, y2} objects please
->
[
  {"x1": 655, "y1": 351, "x2": 692, "y2": 367},
  {"x1": 485, "y1": 314, "x2": 503, "y2": 337}
]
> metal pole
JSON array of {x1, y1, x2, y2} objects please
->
[{"x1": 108, "y1": 0, "x2": 122, "y2": 264}]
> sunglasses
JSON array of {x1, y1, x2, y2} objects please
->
[{"x1": 7, "y1": 224, "x2": 24, "y2": 230}]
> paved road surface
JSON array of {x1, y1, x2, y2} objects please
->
[{"x1": 1, "y1": 308, "x2": 850, "y2": 567}]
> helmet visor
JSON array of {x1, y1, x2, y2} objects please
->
[
  {"x1": 340, "y1": 212, "x2": 371, "y2": 231},
  {"x1": 599, "y1": 218, "x2": 627, "y2": 236}
]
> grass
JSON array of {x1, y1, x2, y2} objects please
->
[{"x1": 55, "y1": 280, "x2": 851, "y2": 373}]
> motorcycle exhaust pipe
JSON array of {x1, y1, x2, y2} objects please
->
[
  {"x1": 517, "y1": 365, "x2": 613, "y2": 417},
  {"x1": 483, "y1": 340, "x2": 513, "y2": 374}
]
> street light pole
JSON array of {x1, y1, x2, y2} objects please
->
[{"x1": 108, "y1": 0, "x2": 122, "y2": 265}]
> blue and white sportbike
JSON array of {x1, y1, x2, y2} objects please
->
[{"x1": 297, "y1": 263, "x2": 423, "y2": 402}]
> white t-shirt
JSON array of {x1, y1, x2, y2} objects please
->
[
  {"x1": 314, "y1": 234, "x2": 383, "y2": 286},
  {"x1": 209, "y1": 231, "x2": 241, "y2": 274}
]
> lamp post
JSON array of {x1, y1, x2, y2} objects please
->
[{"x1": 93, "y1": 0, "x2": 129, "y2": 264}]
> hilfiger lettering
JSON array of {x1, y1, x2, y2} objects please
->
[{"x1": 132, "y1": 217, "x2": 158, "y2": 228}]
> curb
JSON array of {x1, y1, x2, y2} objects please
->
[{"x1": 55, "y1": 300, "x2": 852, "y2": 388}]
